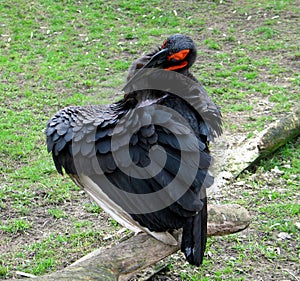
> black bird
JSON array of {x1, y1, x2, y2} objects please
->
[{"x1": 46, "y1": 34, "x2": 222, "y2": 266}]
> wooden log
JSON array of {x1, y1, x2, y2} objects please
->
[
  {"x1": 258, "y1": 107, "x2": 300, "y2": 156},
  {"x1": 6, "y1": 204, "x2": 250, "y2": 281},
  {"x1": 211, "y1": 108, "x2": 300, "y2": 184}
]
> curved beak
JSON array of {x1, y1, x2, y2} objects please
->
[
  {"x1": 122, "y1": 48, "x2": 169, "y2": 92},
  {"x1": 142, "y1": 48, "x2": 169, "y2": 69}
]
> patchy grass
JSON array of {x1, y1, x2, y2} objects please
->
[
  {"x1": 0, "y1": 0, "x2": 299, "y2": 280},
  {"x1": 0, "y1": 219, "x2": 32, "y2": 234}
]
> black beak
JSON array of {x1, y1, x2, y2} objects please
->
[
  {"x1": 142, "y1": 48, "x2": 169, "y2": 69},
  {"x1": 122, "y1": 48, "x2": 169, "y2": 92}
]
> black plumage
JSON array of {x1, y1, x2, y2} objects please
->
[{"x1": 45, "y1": 34, "x2": 222, "y2": 266}]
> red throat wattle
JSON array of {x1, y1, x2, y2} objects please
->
[
  {"x1": 164, "y1": 61, "x2": 188, "y2": 71},
  {"x1": 164, "y1": 49, "x2": 190, "y2": 71}
]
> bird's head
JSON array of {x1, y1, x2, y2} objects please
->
[{"x1": 143, "y1": 34, "x2": 197, "y2": 71}]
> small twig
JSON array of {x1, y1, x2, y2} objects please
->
[
  {"x1": 283, "y1": 269, "x2": 299, "y2": 281},
  {"x1": 15, "y1": 271, "x2": 37, "y2": 278}
]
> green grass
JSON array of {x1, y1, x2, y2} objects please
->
[
  {"x1": 84, "y1": 202, "x2": 102, "y2": 214},
  {"x1": 47, "y1": 208, "x2": 67, "y2": 219},
  {"x1": 0, "y1": 0, "x2": 299, "y2": 280},
  {"x1": 203, "y1": 38, "x2": 222, "y2": 50},
  {"x1": 0, "y1": 219, "x2": 32, "y2": 234}
]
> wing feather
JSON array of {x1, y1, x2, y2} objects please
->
[{"x1": 45, "y1": 89, "x2": 216, "y2": 246}]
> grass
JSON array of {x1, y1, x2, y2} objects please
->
[
  {"x1": 0, "y1": 0, "x2": 299, "y2": 280},
  {"x1": 0, "y1": 219, "x2": 32, "y2": 234},
  {"x1": 47, "y1": 208, "x2": 67, "y2": 219}
]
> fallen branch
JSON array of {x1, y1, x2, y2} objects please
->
[
  {"x1": 6, "y1": 204, "x2": 250, "y2": 281},
  {"x1": 212, "y1": 108, "x2": 300, "y2": 184}
]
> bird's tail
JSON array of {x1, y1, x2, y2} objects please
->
[{"x1": 181, "y1": 198, "x2": 207, "y2": 266}]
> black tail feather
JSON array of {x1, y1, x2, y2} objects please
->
[{"x1": 181, "y1": 197, "x2": 207, "y2": 266}]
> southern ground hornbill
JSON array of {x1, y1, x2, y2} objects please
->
[{"x1": 46, "y1": 34, "x2": 222, "y2": 266}]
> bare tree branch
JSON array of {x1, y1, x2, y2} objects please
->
[
  {"x1": 6, "y1": 204, "x2": 250, "y2": 281},
  {"x1": 212, "y1": 108, "x2": 300, "y2": 184}
]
